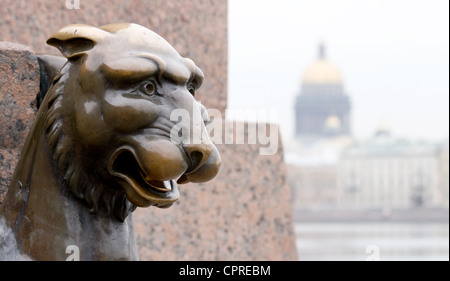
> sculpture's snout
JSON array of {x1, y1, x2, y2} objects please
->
[{"x1": 178, "y1": 143, "x2": 221, "y2": 184}]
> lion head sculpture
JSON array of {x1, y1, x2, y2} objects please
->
[{"x1": 40, "y1": 23, "x2": 221, "y2": 221}]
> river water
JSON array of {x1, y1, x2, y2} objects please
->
[{"x1": 295, "y1": 222, "x2": 449, "y2": 261}]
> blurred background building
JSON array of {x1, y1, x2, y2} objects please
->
[
  {"x1": 287, "y1": 43, "x2": 449, "y2": 219},
  {"x1": 295, "y1": 43, "x2": 351, "y2": 138},
  {"x1": 438, "y1": 143, "x2": 449, "y2": 209},
  {"x1": 337, "y1": 131, "x2": 446, "y2": 210}
]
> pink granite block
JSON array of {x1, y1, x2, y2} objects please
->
[
  {"x1": 0, "y1": 42, "x2": 40, "y2": 203},
  {"x1": 0, "y1": 0, "x2": 227, "y2": 114}
]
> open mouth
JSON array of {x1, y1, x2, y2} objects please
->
[{"x1": 108, "y1": 147, "x2": 180, "y2": 208}]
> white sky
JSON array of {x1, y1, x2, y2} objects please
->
[{"x1": 228, "y1": 0, "x2": 449, "y2": 142}]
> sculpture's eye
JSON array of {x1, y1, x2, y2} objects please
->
[
  {"x1": 140, "y1": 81, "x2": 156, "y2": 96},
  {"x1": 187, "y1": 85, "x2": 195, "y2": 97}
]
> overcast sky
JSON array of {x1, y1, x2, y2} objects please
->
[{"x1": 228, "y1": 0, "x2": 449, "y2": 142}]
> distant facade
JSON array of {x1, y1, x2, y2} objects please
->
[
  {"x1": 295, "y1": 43, "x2": 351, "y2": 138},
  {"x1": 337, "y1": 135, "x2": 443, "y2": 209},
  {"x1": 438, "y1": 143, "x2": 449, "y2": 209},
  {"x1": 288, "y1": 132, "x2": 449, "y2": 210}
]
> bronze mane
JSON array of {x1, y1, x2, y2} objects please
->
[{"x1": 0, "y1": 23, "x2": 221, "y2": 260}]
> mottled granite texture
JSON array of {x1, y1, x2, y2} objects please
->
[
  {"x1": 134, "y1": 127, "x2": 297, "y2": 260},
  {"x1": 0, "y1": 42, "x2": 40, "y2": 203},
  {"x1": 0, "y1": 0, "x2": 227, "y2": 114}
]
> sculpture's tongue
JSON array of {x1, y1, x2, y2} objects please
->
[{"x1": 139, "y1": 170, "x2": 172, "y2": 192}]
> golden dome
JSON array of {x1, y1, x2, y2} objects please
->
[{"x1": 302, "y1": 43, "x2": 343, "y2": 84}]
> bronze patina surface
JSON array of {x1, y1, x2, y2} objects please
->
[{"x1": 0, "y1": 23, "x2": 221, "y2": 260}]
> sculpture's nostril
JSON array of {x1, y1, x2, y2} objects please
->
[
  {"x1": 183, "y1": 144, "x2": 213, "y2": 172},
  {"x1": 189, "y1": 151, "x2": 204, "y2": 167}
]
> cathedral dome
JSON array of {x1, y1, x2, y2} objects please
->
[
  {"x1": 295, "y1": 42, "x2": 351, "y2": 138},
  {"x1": 302, "y1": 43, "x2": 343, "y2": 84}
]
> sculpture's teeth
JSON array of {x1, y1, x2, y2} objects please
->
[
  {"x1": 139, "y1": 170, "x2": 172, "y2": 192},
  {"x1": 164, "y1": 180, "x2": 172, "y2": 191}
]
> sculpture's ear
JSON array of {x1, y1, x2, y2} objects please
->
[{"x1": 46, "y1": 24, "x2": 110, "y2": 59}]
